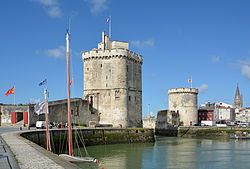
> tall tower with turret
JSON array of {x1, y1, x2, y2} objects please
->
[
  {"x1": 82, "y1": 32, "x2": 143, "y2": 127},
  {"x1": 233, "y1": 83, "x2": 243, "y2": 109}
]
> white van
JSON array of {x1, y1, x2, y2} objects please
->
[{"x1": 36, "y1": 121, "x2": 52, "y2": 129}]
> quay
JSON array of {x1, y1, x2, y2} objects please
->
[{"x1": 0, "y1": 127, "x2": 155, "y2": 169}]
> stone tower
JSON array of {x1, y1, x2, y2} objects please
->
[
  {"x1": 168, "y1": 87, "x2": 198, "y2": 126},
  {"x1": 82, "y1": 32, "x2": 143, "y2": 127},
  {"x1": 233, "y1": 83, "x2": 243, "y2": 109}
]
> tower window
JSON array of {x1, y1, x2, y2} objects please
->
[
  {"x1": 129, "y1": 96, "x2": 131, "y2": 101},
  {"x1": 101, "y1": 64, "x2": 102, "y2": 68},
  {"x1": 127, "y1": 65, "x2": 129, "y2": 72},
  {"x1": 106, "y1": 76, "x2": 108, "y2": 80}
]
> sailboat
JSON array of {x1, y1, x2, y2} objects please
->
[{"x1": 59, "y1": 29, "x2": 98, "y2": 163}]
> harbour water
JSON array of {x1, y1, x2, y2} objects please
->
[{"x1": 74, "y1": 136, "x2": 250, "y2": 169}]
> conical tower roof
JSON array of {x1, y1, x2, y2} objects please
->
[
  {"x1": 234, "y1": 83, "x2": 240, "y2": 99},
  {"x1": 234, "y1": 83, "x2": 241, "y2": 109}
]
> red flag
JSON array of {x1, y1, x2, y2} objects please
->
[
  {"x1": 70, "y1": 77, "x2": 73, "y2": 85},
  {"x1": 106, "y1": 17, "x2": 109, "y2": 22},
  {"x1": 5, "y1": 86, "x2": 15, "y2": 96}
]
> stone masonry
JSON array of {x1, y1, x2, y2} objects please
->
[
  {"x1": 82, "y1": 32, "x2": 143, "y2": 127},
  {"x1": 168, "y1": 87, "x2": 198, "y2": 126}
]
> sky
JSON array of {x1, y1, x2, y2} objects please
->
[{"x1": 1, "y1": 0, "x2": 250, "y2": 116}]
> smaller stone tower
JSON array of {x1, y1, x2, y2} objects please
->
[
  {"x1": 168, "y1": 87, "x2": 198, "y2": 126},
  {"x1": 233, "y1": 83, "x2": 243, "y2": 109}
]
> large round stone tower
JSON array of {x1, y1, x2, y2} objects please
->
[
  {"x1": 168, "y1": 87, "x2": 198, "y2": 126},
  {"x1": 82, "y1": 32, "x2": 143, "y2": 128}
]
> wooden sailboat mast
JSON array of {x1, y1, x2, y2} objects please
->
[
  {"x1": 44, "y1": 88, "x2": 50, "y2": 151},
  {"x1": 66, "y1": 30, "x2": 73, "y2": 156}
]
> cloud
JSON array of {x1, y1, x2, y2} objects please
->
[
  {"x1": 241, "y1": 65, "x2": 250, "y2": 79},
  {"x1": 84, "y1": 0, "x2": 109, "y2": 14},
  {"x1": 44, "y1": 45, "x2": 65, "y2": 59},
  {"x1": 198, "y1": 84, "x2": 208, "y2": 93},
  {"x1": 212, "y1": 56, "x2": 220, "y2": 63},
  {"x1": 47, "y1": 6, "x2": 62, "y2": 18},
  {"x1": 131, "y1": 39, "x2": 154, "y2": 48},
  {"x1": 238, "y1": 57, "x2": 250, "y2": 80},
  {"x1": 29, "y1": 98, "x2": 41, "y2": 104},
  {"x1": 238, "y1": 58, "x2": 250, "y2": 65},
  {"x1": 150, "y1": 73, "x2": 157, "y2": 78},
  {"x1": 31, "y1": 0, "x2": 62, "y2": 18}
]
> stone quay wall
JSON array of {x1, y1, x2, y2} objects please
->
[
  {"x1": 21, "y1": 128, "x2": 155, "y2": 154},
  {"x1": 178, "y1": 126, "x2": 250, "y2": 137}
]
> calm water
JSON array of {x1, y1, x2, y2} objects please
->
[{"x1": 74, "y1": 137, "x2": 250, "y2": 169}]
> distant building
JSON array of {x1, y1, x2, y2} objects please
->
[
  {"x1": 198, "y1": 101, "x2": 215, "y2": 124},
  {"x1": 233, "y1": 83, "x2": 243, "y2": 109},
  {"x1": 214, "y1": 102, "x2": 234, "y2": 123},
  {"x1": 198, "y1": 102, "x2": 234, "y2": 124},
  {"x1": 0, "y1": 98, "x2": 98, "y2": 127},
  {"x1": 235, "y1": 107, "x2": 250, "y2": 123}
]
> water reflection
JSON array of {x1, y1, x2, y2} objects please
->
[{"x1": 75, "y1": 137, "x2": 250, "y2": 169}]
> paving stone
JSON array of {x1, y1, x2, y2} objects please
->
[{"x1": 0, "y1": 155, "x2": 12, "y2": 169}]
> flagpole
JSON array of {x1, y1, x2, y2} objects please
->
[
  {"x1": 66, "y1": 30, "x2": 73, "y2": 156},
  {"x1": 44, "y1": 88, "x2": 50, "y2": 151},
  {"x1": 191, "y1": 76, "x2": 192, "y2": 88},
  {"x1": 14, "y1": 84, "x2": 15, "y2": 105},
  {"x1": 109, "y1": 15, "x2": 111, "y2": 38}
]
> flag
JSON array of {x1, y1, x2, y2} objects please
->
[
  {"x1": 188, "y1": 79, "x2": 192, "y2": 83},
  {"x1": 5, "y1": 86, "x2": 15, "y2": 96},
  {"x1": 70, "y1": 77, "x2": 73, "y2": 86},
  {"x1": 106, "y1": 17, "x2": 110, "y2": 22},
  {"x1": 39, "y1": 79, "x2": 47, "y2": 86},
  {"x1": 34, "y1": 102, "x2": 46, "y2": 115}
]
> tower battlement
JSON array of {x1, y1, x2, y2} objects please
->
[
  {"x1": 168, "y1": 87, "x2": 198, "y2": 94},
  {"x1": 82, "y1": 49, "x2": 143, "y2": 63}
]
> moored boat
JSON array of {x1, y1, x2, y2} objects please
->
[{"x1": 230, "y1": 132, "x2": 250, "y2": 139}]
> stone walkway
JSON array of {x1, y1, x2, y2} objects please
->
[
  {"x1": 1, "y1": 131, "x2": 80, "y2": 169},
  {"x1": 0, "y1": 136, "x2": 19, "y2": 169}
]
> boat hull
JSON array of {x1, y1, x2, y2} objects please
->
[{"x1": 59, "y1": 154, "x2": 97, "y2": 163}]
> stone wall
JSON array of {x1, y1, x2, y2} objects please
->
[
  {"x1": 178, "y1": 126, "x2": 250, "y2": 137},
  {"x1": 21, "y1": 128, "x2": 155, "y2": 154},
  {"x1": 0, "y1": 105, "x2": 30, "y2": 126},
  {"x1": 29, "y1": 98, "x2": 98, "y2": 127},
  {"x1": 155, "y1": 110, "x2": 178, "y2": 136},
  {"x1": 143, "y1": 117, "x2": 156, "y2": 129},
  {"x1": 168, "y1": 87, "x2": 198, "y2": 126},
  {"x1": 1, "y1": 98, "x2": 98, "y2": 127},
  {"x1": 82, "y1": 32, "x2": 143, "y2": 128}
]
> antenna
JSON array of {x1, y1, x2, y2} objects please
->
[{"x1": 68, "y1": 17, "x2": 71, "y2": 34}]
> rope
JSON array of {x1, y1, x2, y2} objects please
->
[{"x1": 77, "y1": 130, "x2": 89, "y2": 157}]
